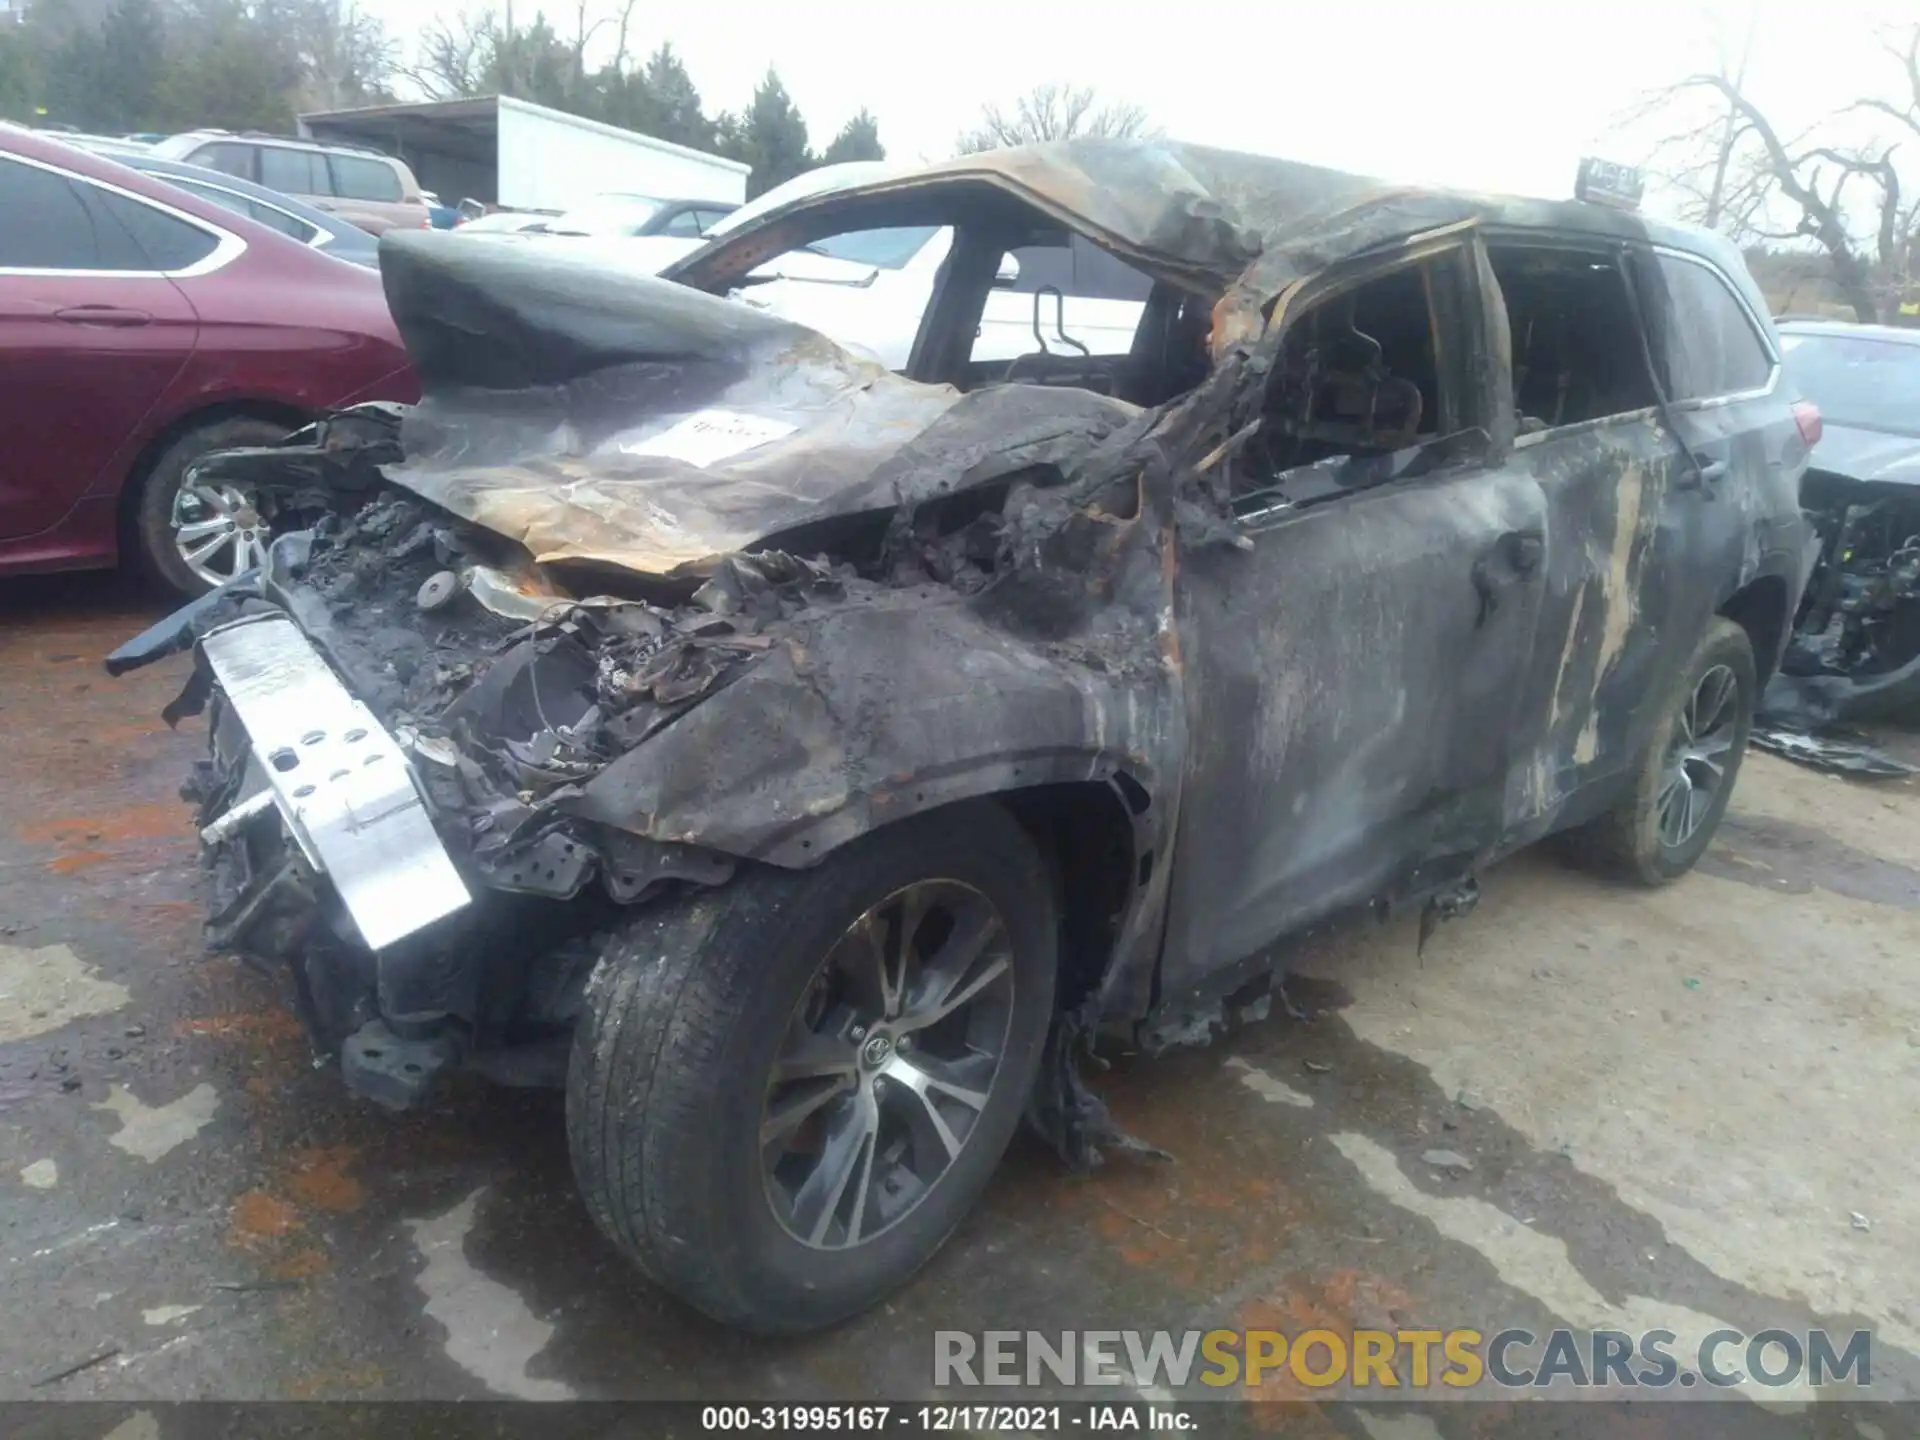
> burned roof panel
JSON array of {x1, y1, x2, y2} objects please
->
[{"x1": 662, "y1": 138, "x2": 1725, "y2": 307}]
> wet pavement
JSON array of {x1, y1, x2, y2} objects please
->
[{"x1": 2, "y1": 572, "x2": 1918, "y2": 1427}]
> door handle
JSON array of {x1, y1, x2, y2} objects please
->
[
  {"x1": 1501, "y1": 527, "x2": 1545, "y2": 577},
  {"x1": 1677, "y1": 456, "x2": 1728, "y2": 493},
  {"x1": 55, "y1": 305, "x2": 152, "y2": 327},
  {"x1": 1471, "y1": 528, "x2": 1545, "y2": 628}
]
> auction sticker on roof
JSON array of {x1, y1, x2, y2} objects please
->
[{"x1": 619, "y1": 409, "x2": 798, "y2": 468}]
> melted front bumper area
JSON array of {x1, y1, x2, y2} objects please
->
[
  {"x1": 157, "y1": 513, "x2": 747, "y2": 1111},
  {"x1": 198, "y1": 613, "x2": 470, "y2": 952}
]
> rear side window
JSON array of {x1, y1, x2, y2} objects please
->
[
  {"x1": 84, "y1": 187, "x2": 219, "y2": 270},
  {"x1": 994, "y1": 237, "x2": 1151, "y2": 302},
  {"x1": 1489, "y1": 244, "x2": 1659, "y2": 429},
  {"x1": 0, "y1": 157, "x2": 104, "y2": 267},
  {"x1": 260, "y1": 146, "x2": 331, "y2": 197},
  {"x1": 1072, "y1": 236, "x2": 1154, "y2": 302},
  {"x1": 999, "y1": 239, "x2": 1075, "y2": 293},
  {"x1": 172, "y1": 179, "x2": 319, "y2": 244},
  {"x1": 189, "y1": 142, "x2": 255, "y2": 181},
  {"x1": 330, "y1": 154, "x2": 403, "y2": 203},
  {"x1": 1637, "y1": 253, "x2": 1774, "y2": 400},
  {"x1": 0, "y1": 158, "x2": 216, "y2": 272},
  {"x1": 657, "y1": 207, "x2": 703, "y2": 237}
]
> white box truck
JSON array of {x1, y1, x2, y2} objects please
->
[{"x1": 301, "y1": 94, "x2": 749, "y2": 215}]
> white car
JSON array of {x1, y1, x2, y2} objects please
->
[
  {"x1": 456, "y1": 211, "x2": 556, "y2": 234},
  {"x1": 505, "y1": 163, "x2": 1149, "y2": 370}
]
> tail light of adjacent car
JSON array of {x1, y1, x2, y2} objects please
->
[{"x1": 1792, "y1": 401, "x2": 1823, "y2": 448}]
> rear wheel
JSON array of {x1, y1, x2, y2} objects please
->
[
  {"x1": 1561, "y1": 616, "x2": 1755, "y2": 885},
  {"x1": 133, "y1": 416, "x2": 291, "y2": 596},
  {"x1": 566, "y1": 804, "x2": 1056, "y2": 1333}
]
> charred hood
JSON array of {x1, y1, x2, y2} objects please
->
[{"x1": 377, "y1": 233, "x2": 1139, "y2": 579}]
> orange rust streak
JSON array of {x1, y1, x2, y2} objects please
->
[
  {"x1": 229, "y1": 1190, "x2": 304, "y2": 1246},
  {"x1": 287, "y1": 1148, "x2": 365, "y2": 1213},
  {"x1": 1051, "y1": 1062, "x2": 1304, "y2": 1295},
  {"x1": 267, "y1": 1246, "x2": 332, "y2": 1280},
  {"x1": 47, "y1": 850, "x2": 115, "y2": 874},
  {"x1": 178, "y1": 1010, "x2": 306, "y2": 1042},
  {"x1": 1236, "y1": 1268, "x2": 1422, "y2": 1402},
  {"x1": 20, "y1": 802, "x2": 190, "y2": 846}
]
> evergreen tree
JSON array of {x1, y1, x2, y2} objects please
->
[
  {"x1": 719, "y1": 67, "x2": 812, "y2": 197},
  {"x1": 821, "y1": 108, "x2": 884, "y2": 165}
]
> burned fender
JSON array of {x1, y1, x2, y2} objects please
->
[{"x1": 562, "y1": 588, "x2": 1179, "y2": 868}]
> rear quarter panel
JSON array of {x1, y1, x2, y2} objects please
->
[{"x1": 79, "y1": 244, "x2": 416, "y2": 502}]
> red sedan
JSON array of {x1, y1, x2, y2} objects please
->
[{"x1": 0, "y1": 126, "x2": 417, "y2": 594}]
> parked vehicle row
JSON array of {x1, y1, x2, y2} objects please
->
[{"x1": 149, "y1": 129, "x2": 432, "y2": 235}]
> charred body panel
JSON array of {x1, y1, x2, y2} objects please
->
[{"x1": 119, "y1": 139, "x2": 1810, "y2": 1164}]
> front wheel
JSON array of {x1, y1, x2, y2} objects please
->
[
  {"x1": 566, "y1": 804, "x2": 1057, "y2": 1333},
  {"x1": 1561, "y1": 615, "x2": 1756, "y2": 885}
]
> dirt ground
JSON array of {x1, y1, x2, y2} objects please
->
[{"x1": 1, "y1": 572, "x2": 1916, "y2": 1432}]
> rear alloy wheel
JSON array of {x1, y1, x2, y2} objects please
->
[
  {"x1": 567, "y1": 804, "x2": 1055, "y2": 1333},
  {"x1": 1561, "y1": 616, "x2": 1756, "y2": 885},
  {"x1": 132, "y1": 416, "x2": 291, "y2": 596}
]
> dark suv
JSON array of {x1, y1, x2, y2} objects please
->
[{"x1": 115, "y1": 140, "x2": 1815, "y2": 1335}]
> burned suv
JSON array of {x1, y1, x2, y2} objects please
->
[{"x1": 113, "y1": 141, "x2": 1814, "y2": 1334}]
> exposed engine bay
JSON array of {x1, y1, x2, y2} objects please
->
[{"x1": 134, "y1": 399, "x2": 1078, "y2": 1106}]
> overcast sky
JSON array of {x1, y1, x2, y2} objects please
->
[{"x1": 370, "y1": 0, "x2": 1916, "y2": 214}]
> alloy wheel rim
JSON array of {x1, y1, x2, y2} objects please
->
[
  {"x1": 172, "y1": 481, "x2": 270, "y2": 587},
  {"x1": 760, "y1": 879, "x2": 1016, "y2": 1251},
  {"x1": 1657, "y1": 662, "x2": 1740, "y2": 848}
]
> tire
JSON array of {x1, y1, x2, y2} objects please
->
[
  {"x1": 133, "y1": 416, "x2": 291, "y2": 597},
  {"x1": 567, "y1": 803, "x2": 1057, "y2": 1333},
  {"x1": 1560, "y1": 616, "x2": 1756, "y2": 886}
]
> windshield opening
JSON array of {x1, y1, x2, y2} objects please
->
[{"x1": 1781, "y1": 333, "x2": 1920, "y2": 436}]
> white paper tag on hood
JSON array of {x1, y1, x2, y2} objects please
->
[{"x1": 619, "y1": 409, "x2": 799, "y2": 468}]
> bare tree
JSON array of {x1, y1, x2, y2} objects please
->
[
  {"x1": 402, "y1": 8, "x2": 498, "y2": 100},
  {"x1": 956, "y1": 82, "x2": 1154, "y2": 154},
  {"x1": 607, "y1": 0, "x2": 641, "y2": 74},
  {"x1": 1698, "y1": 10, "x2": 1758, "y2": 230},
  {"x1": 1632, "y1": 24, "x2": 1919, "y2": 322},
  {"x1": 263, "y1": 0, "x2": 397, "y2": 111}
]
